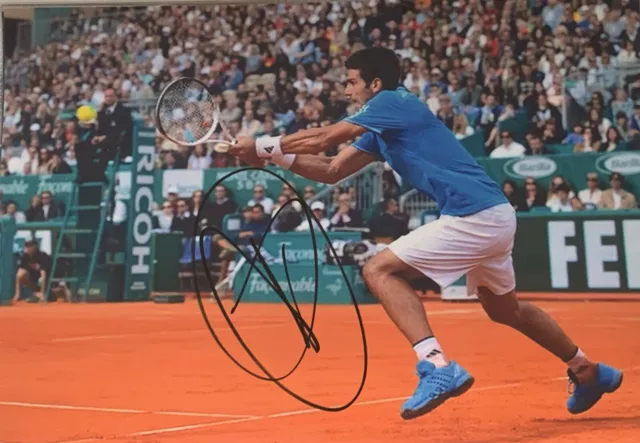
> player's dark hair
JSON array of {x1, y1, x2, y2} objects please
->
[{"x1": 345, "y1": 47, "x2": 401, "y2": 90}]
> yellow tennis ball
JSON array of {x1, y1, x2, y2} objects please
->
[{"x1": 76, "y1": 105, "x2": 97, "y2": 123}]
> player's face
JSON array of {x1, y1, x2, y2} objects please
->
[{"x1": 345, "y1": 69, "x2": 377, "y2": 106}]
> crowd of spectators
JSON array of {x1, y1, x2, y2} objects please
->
[
  {"x1": 2, "y1": 0, "x2": 640, "y2": 225},
  {"x1": 502, "y1": 170, "x2": 638, "y2": 213}
]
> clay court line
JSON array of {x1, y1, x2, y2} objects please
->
[
  {"x1": 0, "y1": 401, "x2": 255, "y2": 419},
  {"x1": 50, "y1": 324, "x2": 288, "y2": 342},
  {"x1": 51, "y1": 365, "x2": 637, "y2": 443},
  {"x1": 54, "y1": 380, "x2": 530, "y2": 442}
]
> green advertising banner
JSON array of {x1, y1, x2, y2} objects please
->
[
  {"x1": 0, "y1": 168, "x2": 324, "y2": 213},
  {"x1": 0, "y1": 174, "x2": 75, "y2": 212},
  {"x1": 257, "y1": 231, "x2": 361, "y2": 264},
  {"x1": 158, "y1": 167, "x2": 328, "y2": 206},
  {"x1": 0, "y1": 217, "x2": 17, "y2": 305},
  {"x1": 477, "y1": 151, "x2": 640, "y2": 194},
  {"x1": 513, "y1": 211, "x2": 640, "y2": 292},
  {"x1": 2, "y1": 152, "x2": 638, "y2": 214},
  {"x1": 233, "y1": 263, "x2": 377, "y2": 305},
  {"x1": 123, "y1": 123, "x2": 156, "y2": 301}
]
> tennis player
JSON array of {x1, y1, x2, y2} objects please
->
[{"x1": 229, "y1": 47, "x2": 622, "y2": 419}]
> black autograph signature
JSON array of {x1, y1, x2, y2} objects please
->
[{"x1": 192, "y1": 168, "x2": 368, "y2": 412}]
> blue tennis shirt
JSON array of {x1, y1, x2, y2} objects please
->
[{"x1": 346, "y1": 87, "x2": 507, "y2": 217}]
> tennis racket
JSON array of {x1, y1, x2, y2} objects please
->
[{"x1": 155, "y1": 77, "x2": 235, "y2": 152}]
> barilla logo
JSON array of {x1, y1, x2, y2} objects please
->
[
  {"x1": 503, "y1": 157, "x2": 558, "y2": 179},
  {"x1": 595, "y1": 152, "x2": 640, "y2": 176}
]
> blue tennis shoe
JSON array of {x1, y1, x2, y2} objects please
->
[
  {"x1": 566, "y1": 363, "x2": 623, "y2": 414},
  {"x1": 401, "y1": 360, "x2": 475, "y2": 420}
]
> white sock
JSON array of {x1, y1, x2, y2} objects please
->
[
  {"x1": 413, "y1": 337, "x2": 449, "y2": 368},
  {"x1": 566, "y1": 348, "x2": 589, "y2": 373}
]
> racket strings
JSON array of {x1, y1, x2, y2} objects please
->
[{"x1": 157, "y1": 79, "x2": 220, "y2": 144}]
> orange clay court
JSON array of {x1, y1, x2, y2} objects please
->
[{"x1": 1, "y1": 298, "x2": 639, "y2": 443}]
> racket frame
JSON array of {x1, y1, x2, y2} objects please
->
[{"x1": 155, "y1": 76, "x2": 234, "y2": 147}]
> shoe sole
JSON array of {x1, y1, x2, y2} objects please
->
[
  {"x1": 401, "y1": 375, "x2": 475, "y2": 420},
  {"x1": 568, "y1": 371, "x2": 624, "y2": 415}
]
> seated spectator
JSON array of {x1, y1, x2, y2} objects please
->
[
  {"x1": 40, "y1": 191, "x2": 64, "y2": 220},
  {"x1": 611, "y1": 88, "x2": 634, "y2": 120},
  {"x1": 588, "y1": 108, "x2": 612, "y2": 141},
  {"x1": 238, "y1": 204, "x2": 270, "y2": 245},
  {"x1": 436, "y1": 94, "x2": 455, "y2": 130},
  {"x1": 547, "y1": 183, "x2": 574, "y2": 212},
  {"x1": 162, "y1": 151, "x2": 185, "y2": 170},
  {"x1": 541, "y1": 118, "x2": 564, "y2": 144},
  {"x1": 563, "y1": 123, "x2": 585, "y2": 146},
  {"x1": 452, "y1": 114, "x2": 474, "y2": 140},
  {"x1": 13, "y1": 239, "x2": 52, "y2": 303},
  {"x1": 368, "y1": 198, "x2": 409, "y2": 242},
  {"x1": 153, "y1": 200, "x2": 174, "y2": 231},
  {"x1": 271, "y1": 194, "x2": 302, "y2": 233},
  {"x1": 632, "y1": 104, "x2": 640, "y2": 138},
  {"x1": 238, "y1": 108, "x2": 264, "y2": 139},
  {"x1": 48, "y1": 150, "x2": 72, "y2": 174},
  {"x1": 303, "y1": 185, "x2": 316, "y2": 200},
  {"x1": 502, "y1": 180, "x2": 526, "y2": 212},
  {"x1": 578, "y1": 173, "x2": 602, "y2": 209},
  {"x1": 460, "y1": 75, "x2": 482, "y2": 109},
  {"x1": 187, "y1": 145, "x2": 212, "y2": 170},
  {"x1": 209, "y1": 185, "x2": 238, "y2": 229},
  {"x1": 296, "y1": 201, "x2": 331, "y2": 232},
  {"x1": 533, "y1": 94, "x2": 563, "y2": 135},
  {"x1": 170, "y1": 199, "x2": 195, "y2": 237},
  {"x1": 5, "y1": 201, "x2": 26, "y2": 223},
  {"x1": 0, "y1": 159, "x2": 10, "y2": 177},
  {"x1": 25, "y1": 195, "x2": 43, "y2": 222},
  {"x1": 615, "y1": 112, "x2": 631, "y2": 142},
  {"x1": 574, "y1": 126, "x2": 601, "y2": 153},
  {"x1": 37, "y1": 148, "x2": 52, "y2": 174},
  {"x1": 617, "y1": 38, "x2": 639, "y2": 66},
  {"x1": 247, "y1": 184, "x2": 274, "y2": 214},
  {"x1": 330, "y1": 193, "x2": 363, "y2": 229},
  {"x1": 478, "y1": 93, "x2": 501, "y2": 140},
  {"x1": 527, "y1": 135, "x2": 549, "y2": 155},
  {"x1": 523, "y1": 177, "x2": 547, "y2": 211},
  {"x1": 426, "y1": 84, "x2": 442, "y2": 115},
  {"x1": 603, "y1": 127, "x2": 624, "y2": 152},
  {"x1": 490, "y1": 131, "x2": 526, "y2": 158},
  {"x1": 547, "y1": 175, "x2": 576, "y2": 207},
  {"x1": 598, "y1": 173, "x2": 638, "y2": 210}
]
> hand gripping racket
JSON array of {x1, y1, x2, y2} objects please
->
[{"x1": 155, "y1": 77, "x2": 235, "y2": 153}]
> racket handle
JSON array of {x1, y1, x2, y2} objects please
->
[{"x1": 205, "y1": 138, "x2": 235, "y2": 146}]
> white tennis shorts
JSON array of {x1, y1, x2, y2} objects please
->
[{"x1": 388, "y1": 203, "x2": 517, "y2": 295}]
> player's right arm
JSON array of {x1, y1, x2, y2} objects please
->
[{"x1": 289, "y1": 146, "x2": 376, "y2": 185}]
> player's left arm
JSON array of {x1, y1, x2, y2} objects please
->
[
  {"x1": 230, "y1": 90, "x2": 403, "y2": 164},
  {"x1": 279, "y1": 121, "x2": 367, "y2": 155}
]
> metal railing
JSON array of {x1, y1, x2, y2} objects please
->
[
  {"x1": 399, "y1": 188, "x2": 439, "y2": 230},
  {"x1": 307, "y1": 162, "x2": 385, "y2": 217}
]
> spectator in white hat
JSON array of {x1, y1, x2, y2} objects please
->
[{"x1": 296, "y1": 201, "x2": 331, "y2": 231}]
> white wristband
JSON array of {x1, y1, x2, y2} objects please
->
[
  {"x1": 271, "y1": 153, "x2": 296, "y2": 170},
  {"x1": 256, "y1": 136, "x2": 283, "y2": 159}
]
